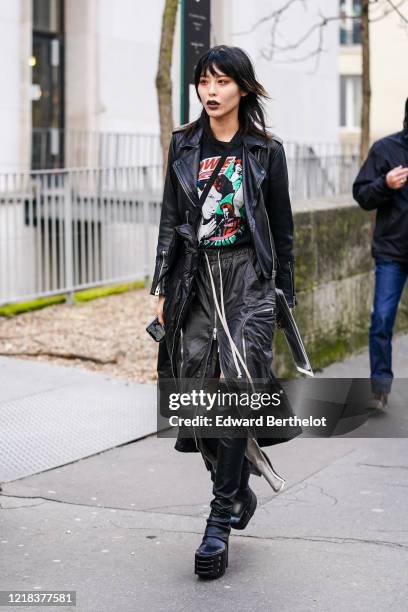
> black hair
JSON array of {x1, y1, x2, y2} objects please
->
[
  {"x1": 404, "y1": 97, "x2": 408, "y2": 132},
  {"x1": 184, "y1": 45, "x2": 272, "y2": 141}
]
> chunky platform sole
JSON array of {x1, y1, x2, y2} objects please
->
[
  {"x1": 195, "y1": 546, "x2": 228, "y2": 579},
  {"x1": 231, "y1": 491, "x2": 257, "y2": 530}
]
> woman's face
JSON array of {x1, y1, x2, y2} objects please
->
[{"x1": 197, "y1": 65, "x2": 246, "y2": 119}]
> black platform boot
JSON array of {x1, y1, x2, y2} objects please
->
[
  {"x1": 230, "y1": 456, "x2": 257, "y2": 530},
  {"x1": 209, "y1": 455, "x2": 257, "y2": 531},
  {"x1": 195, "y1": 436, "x2": 247, "y2": 579}
]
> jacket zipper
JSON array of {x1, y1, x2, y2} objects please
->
[
  {"x1": 241, "y1": 306, "x2": 276, "y2": 368},
  {"x1": 266, "y1": 215, "x2": 277, "y2": 275},
  {"x1": 170, "y1": 298, "x2": 188, "y2": 379},
  {"x1": 154, "y1": 249, "x2": 167, "y2": 296},
  {"x1": 254, "y1": 147, "x2": 276, "y2": 276},
  {"x1": 179, "y1": 327, "x2": 184, "y2": 378},
  {"x1": 173, "y1": 161, "x2": 197, "y2": 209},
  {"x1": 248, "y1": 207, "x2": 276, "y2": 279}
]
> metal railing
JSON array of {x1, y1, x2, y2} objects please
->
[
  {"x1": 32, "y1": 129, "x2": 162, "y2": 170},
  {"x1": 30, "y1": 129, "x2": 359, "y2": 196},
  {"x1": 0, "y1": 141, "x2": 360, "y2": 306},
  {"x1": 285, "y1": 142, "x2": 360, "y2": 200},
  {"x1": 0, "y1": 167, "x2": 162, "y2": 306}
]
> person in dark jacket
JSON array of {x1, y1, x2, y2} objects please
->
[
  {"x1": 151, "y1": 45, "x2": 300, "y2": 579},
  {"x1": 353, "y1": 98, "x2": 408, "y2": 410}
]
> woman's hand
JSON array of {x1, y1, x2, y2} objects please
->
[{"x1": 157, "y1": 295, "x2": 165, "y2": 326}]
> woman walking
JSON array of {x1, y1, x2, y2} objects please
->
[{"x1": 150, "y1": 45, "x2": 300, "y2": 579}]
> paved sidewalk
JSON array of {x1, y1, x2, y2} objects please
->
[
  {"x1": 0, "y1": 336, "x2": 407, "y2": 611},
  {"x1": 0, "y1": 356, "x2": 156, "y2": 482},
  {"x1": 319, "y1": 333, "x2": 408, "y2": 377}
]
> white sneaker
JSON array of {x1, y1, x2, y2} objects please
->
[{"x1": 366, "y1": 392, "x2": 388, "y2": 411}]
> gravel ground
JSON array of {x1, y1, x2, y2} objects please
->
[{"x1": 0, "y1": 288, "x2": 160, "y2": 384}]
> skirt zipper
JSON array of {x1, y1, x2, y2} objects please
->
[
  {"x1": 170, "y1": 296, "x2": 189, "y2": 380},
  {"x1": 213, "y1": 300, "x2": 218, "y2": 346},
  {"x1": 241, "y1": 306, "x2": 276, "y2": 369}
]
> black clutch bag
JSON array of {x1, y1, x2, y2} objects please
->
[
  {"x1": 146, "y1": 316, "x2": 166, "y2": 342},
  {"x1": 276, "y1": 289, "x2": 313, "y2": 376}
]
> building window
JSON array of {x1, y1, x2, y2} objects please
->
[
  {"x1": 340, "y1": 75, "x2": 362, "y2": 129},
  {"x1": 340, "y1": 0, "x2": 362, "y2": 45},
  {"x1": 31, "y1": 0, "x2": 65, "y2": 170},
  {"x1": 33, "y1": 0, "x2": 60, "y2": 33}
]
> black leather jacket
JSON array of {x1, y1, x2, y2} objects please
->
[
  {"x1": 150, "y1": 120, "x2": 297, "y2": 307},
  {"x1": 353, "y1": 128, "x2": 408, "y2": 263}
]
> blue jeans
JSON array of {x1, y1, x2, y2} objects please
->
[{"x1": 369, "y1": 257, "x2": 408, "y2": 394}]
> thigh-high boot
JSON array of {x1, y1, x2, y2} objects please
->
[
  {"x1": 194, "y1": 436, "x2": 247, "y2": 579},
  {"x1": 207, "y1": 452, "x2": 257, "y2": 531}
]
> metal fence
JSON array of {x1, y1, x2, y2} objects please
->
[
  {"x1": 32, "y1": 129, "x2": 162, "y2": 170},
  {"x1": 0, "y1": 167, "x2": 162, "y2": 306},
  {"x1": 0, "y1": 140, "x2": 360, "y2": 306},
  {"x1": 285, "y1": 141, "x2": 360, "y2": 201},
  {"x1": 31, "y1": 129, "x2": 359, "y2": 196}
]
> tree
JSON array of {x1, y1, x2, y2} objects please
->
[
  {"x1": 234, "y1": 0, "x2": 408, "y2": 161},
  {"x1": 361, "y1": 0, "x2": 371, "y2": 162},
  {"x1": 156, "y1": 0, "x2": 179, "y2": 177}
]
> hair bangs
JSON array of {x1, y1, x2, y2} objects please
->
[{"x1": 196, "y1": 48, "x2": 240, "y2": 86}]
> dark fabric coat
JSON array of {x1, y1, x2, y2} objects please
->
[
  {"x1": 353, "y1": 99, "x2": 408, "y2": 263},
  {"x1": 150, "y1": 119, "x2": 299, "y2": 452}
]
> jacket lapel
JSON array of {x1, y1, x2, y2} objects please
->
[
  {"x1": 242, "y1": 144, "x2": 267, "y2": 214},
  {"x1": 172, "y1": 146, "x2": 201, "y2": 208},
  {"x1": 172, "y1": 121, "x2": 268, "y2": 217}
]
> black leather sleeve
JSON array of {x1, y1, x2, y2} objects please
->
[
  {"x1": 352, "y1": 141, "x2": 394, "y2": 211},
  {"x1": 266, "y1": 143, "x2": 297, "y2": 308},
  {"x1": 150, "y1": 135, "x2": 181, "y2": 296}
]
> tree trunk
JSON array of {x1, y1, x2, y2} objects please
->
[
  {"x1": 156, "y1": 0, "x2": 179, "y2": 179},
  {"x1": 360, "y1": 0, "x2": 370, "y2": 162}
]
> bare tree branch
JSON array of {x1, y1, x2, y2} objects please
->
[
  {"x1": 233, "y1": 0, "x2": 407, "y2": 160},
  {"x1": 385, "y1": 0, "x2": 408, "y2": 22},
  {"x1": 369, "y1": 0, "x2": 408, "y2": 22},
  {"x1": 235, "y1": 0, "x2": 407, "y2": 66},
  {"x1": 261, "y1": 14, "x2": 346, "y2": 59},
  {"x1": 238, "y1": 7, "x2": 355, "y2": 74},
  {"x1": 259, "y1": 23, "x2": 326, "y2": 74},
  {"x1": 232, "y1": 0, "x2": 306, "y2": 37}
]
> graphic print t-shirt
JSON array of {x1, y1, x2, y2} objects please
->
[{"x1": 197, "y1": 130, "x2": 251, "y2": 248}]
